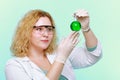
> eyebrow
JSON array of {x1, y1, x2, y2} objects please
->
[{"x1": 33, "y1": 25, "x2": 55, "y2": 28}]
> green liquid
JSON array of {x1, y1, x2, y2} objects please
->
[{"x1": 70, "y1": 21, "x2": 81, "y2": 31}]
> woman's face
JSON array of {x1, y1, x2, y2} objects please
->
[{"x1": 30, "y1": 16, "x2": 54, "y2": 50}]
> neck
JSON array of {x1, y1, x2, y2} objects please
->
[{"x1": 28, "y1": 46, "x2": 46, "y2": 59}]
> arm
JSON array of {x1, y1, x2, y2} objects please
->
[
  {"x1": 5, "y1": 59, "x2": 64, "y2": 80},
  {"x1": 47, "y1": 9, "x2": 100, "y2": 79},
  {"x1": 83, "y1": 29, "x2": 97, "y2": 48},
  {"x1": 69, "y1": 40, "x2": 102, "y2": 69},
  {"x1": 47, "y1": 32, "x2": 80, "y2": 80},
  {"x1": 46, "y1": 61, "x2": 64, "y2": 80},
  {"x1": 74, "y1": 9, "x2": 97, "y2": 48},
  {"x1": 5, "y1": 32, "x2": 80, "y2": 80},
  {"x1": 69, "y1": 9, "x2": 102, "y2": 68}
]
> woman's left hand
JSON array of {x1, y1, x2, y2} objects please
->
[{"x1": 74, "y1": 9, "x2": 90, "y2": 29}]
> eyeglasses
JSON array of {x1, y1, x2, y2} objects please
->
[{"x1": 33, "y1": 25, "x2": 55, "y2": 35}]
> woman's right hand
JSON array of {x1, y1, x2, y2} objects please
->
[
  {"x1": 55, "y1": 31, "x2": 80, "y2": 63},
  {"x1": 47, "y1": 32, "x2": 80, "y2": 80}
]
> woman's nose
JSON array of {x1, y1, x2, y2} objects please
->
[{"x1": 41, "y1": 30, "x2": 49, "y2": 37}]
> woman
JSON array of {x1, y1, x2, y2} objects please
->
[{"x1": 5, "y1": 9, "x2": 102, "y2": 80}]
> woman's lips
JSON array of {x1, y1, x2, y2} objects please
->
[{"x1": 41, "y1": 40, "x2": 49, "y2": 43}]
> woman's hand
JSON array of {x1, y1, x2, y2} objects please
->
[
  {"x1": 47, "y1": 32, "x2": 79, "y2": 80},
  {"x1": 55, "y1": 32, "x2": 80, "y2": 63},
  {"x1": 74, "y1": 9, "x2": 98, "y2": 49},
  {"x1": 74, "y1": 9, "x2": 90, "y2": 29}
]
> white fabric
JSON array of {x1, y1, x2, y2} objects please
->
[{"x1": 5, "y1": 41, "x2": 102, "y2": 80}]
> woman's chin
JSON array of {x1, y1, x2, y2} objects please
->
[{"x1": 40, "y1": 45, "x2": 49, "y2": 50}]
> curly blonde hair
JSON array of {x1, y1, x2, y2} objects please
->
[{"x1": 11, "y1": 9, "x2": 57, "y2": 57}]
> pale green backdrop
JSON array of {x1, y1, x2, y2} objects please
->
[{"x1": 0, "y1": 0, "x2": 120, "y2": 80}]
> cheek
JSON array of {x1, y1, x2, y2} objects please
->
[
  {"x1": 49, "y1": 35, "x2": 54, "y2": 42},
  {"x1": 30, "y1": 32, "x2": 39, "y2": 43},
  {"x1": 31, "y1": 31, "x2": 41, "y2": 38}
]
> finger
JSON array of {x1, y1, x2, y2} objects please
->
[
  {"x1": 72, "y1": 39, "x2": 80, "y2": 48},
  {"x1": 71, "y1": 32, "x2": 80, "y2": 42},
  {"x1": 72, "y1": 35, "x2": 79, "y2": 44},
  {"x1": 74, "y1": 9, "x2": 89, "y2": 17},
  {"x1": 76, "y1": 12, "x2": 89, "y2": 17},
  {"x1": 72, "y1": 32, "x2": 80, "y2": 39},
  {"x1": 68, "y1": 31, "x2": 76, "y2": 39},
  {"x1": 72, "y1": 33, "x2": 80, "y2": 42},
  {"x1": 76, "y1": 9, "x2": 88, "y2": 14}
]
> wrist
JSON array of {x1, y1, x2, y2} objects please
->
[
  {"x1": 55, "y1": 56, "x2": 67, "y2": 64},
  {"x1": 82, "y1": 26, "x2": 90, "y2": 32}
]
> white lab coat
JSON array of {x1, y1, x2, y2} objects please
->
[{"x1": 5, "y1": 41, "x2": 102, "y2": 80}]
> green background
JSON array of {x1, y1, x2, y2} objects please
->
[{"x1": 0, "y1": 0, "x2": 120, "y2": 80}]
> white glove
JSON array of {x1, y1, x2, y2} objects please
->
[
  {"x1": 55, "y1": 32, "x2": 80, "y2": 64},
  {"x1": 73, "y1": 9, "x2": 90, "y2": 31}
]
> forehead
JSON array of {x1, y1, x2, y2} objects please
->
[{"x1": 35, "y1": 17, "x2": 52, "y2": 26}]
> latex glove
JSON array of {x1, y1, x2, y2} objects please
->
[
  {"x1": 55, "y1": 32, "x2": 80, "y2": 64},
  {"x1": 74, "y1": 9, "x2": 90, "y2": 29}
]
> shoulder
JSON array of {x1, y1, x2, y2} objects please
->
[
  {"x1": 6, "y1": 57, "x2": 19, "y2": 65},
  {"x1": 5, "y1": 56, "x2": 29, "y2": 67}
]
